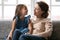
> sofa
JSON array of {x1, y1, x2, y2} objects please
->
[{"x1": 0, "y1": 21, "x2": 60, "y2": 40}]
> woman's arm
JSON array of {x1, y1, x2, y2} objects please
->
[
  {"x1": 28, "y1": 19, "x2": 33, "y2": 34},
  {"x1": 33, "y1": 19, "x2": 53, "y2": 38},
  {"x1": 7, "y1": 19, "x2": 16, "y2": 39}
]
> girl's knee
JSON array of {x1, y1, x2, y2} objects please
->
[
  {"x1": 20, "y1": 34, "x2": 29, "y2": 39},
  {"x1": 13, "y1": 29, "x2": 22, "y2": 35},
  {"x1": 20, "y1": 34, "x2": 26, "y2": 38},
  {"x1": 19, "y1": 34, "x2": 27, "y2": 40},
  {"x1": 14, "y1": 29, "x2": 20, "y2": 33},
  {"x1": 15, "y1": 29, "x2": 20, "y2": 31}
]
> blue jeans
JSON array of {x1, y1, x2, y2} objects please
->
[
  {"x1": 12, "y1": 29, "x2": 22, "y2": 40},
  {"x1": 19, "y1": 34, "x2": 46, "y2": 40},
  {"x1": 12, "y1": 28, "x2": 29, "y2": 40}
]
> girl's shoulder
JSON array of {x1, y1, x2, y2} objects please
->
[
  {"x1": 25, "y1": 15, "x2": 31, "y2": 20},
  {"x1": 12, "y1": 19, "x2": 16, "y2": 24},
  {"x1": 25, "y1": 15, "x2": 31, "y2": 23}
]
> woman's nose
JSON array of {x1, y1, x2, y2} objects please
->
[
  {"x1": 26, "y1": 10, "x2": 28, "y2": 12},
  {"x1": 34, "y1": 9, "x2": 35, "y2": 11}
]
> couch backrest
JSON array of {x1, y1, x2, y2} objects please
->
[
  {"x1": 0, "y1": 21, "x2": 12, "y2": 39},
  {"x1": 0, "y1": 21, "x2": 60, "y2": 40},
  {"x1": 50, "y1": 21, "x2": 60, "y2": 40}
]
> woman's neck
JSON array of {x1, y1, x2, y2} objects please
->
[
  {"x1": 36, "y1": 16, "x2": 44, "y2": 20},
  {"x1": 36, "y1": 15, "x2": 42, "y2": 18}
]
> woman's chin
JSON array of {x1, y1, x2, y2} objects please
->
[
  {"x1": 34, "y1": 13, "x2": 37, "y2": 16},
  {"x1": 34, "y1": 13, "x2": 36, "y2": 16}
]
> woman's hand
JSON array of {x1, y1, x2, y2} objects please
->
[{"x1": 28, "y1": 19, "x2": 33, "y2": 34}]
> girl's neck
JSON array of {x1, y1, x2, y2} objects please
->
[{"x1": 19, "y1": 16, "x2": 25, "y2": 20}]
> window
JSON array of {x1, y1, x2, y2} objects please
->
[
  {"x1": 51, "y1": 0, "x2": 60, "y2": 21},
  {"x1": 4, "y1": 0, "x2": 17, "y2": 5},
  {"x1": 51, "y1": 6, "x2": 60, "y2": 21},
  {"x1": 51, "y1": 0, "x2": 60, "y2": 5},
  {"x1": 0, "y1": 0, "x2": 2, "y2": 20},
  {"x1": 0, "y1": 0, "x2": 17, "y2": 20},
  {"x1": 0, "y1": 0, "x2": 2, "y2": 4},
  {"x1": 4, "y1": 6, "x2": 16, "y2": 20},
  {"x1": 0, "y1": 0, "x2": 60, "y2": 21},
  {"x1": 0, "y1": 6, "x2": 2, "y2": 19},
  {"x1": 0, "y1": 0, "x2": 32, "y2": 20}
]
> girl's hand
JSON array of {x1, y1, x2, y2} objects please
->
[{"x1": 6, "y1": 36, "x2": 12, "y2": 40}]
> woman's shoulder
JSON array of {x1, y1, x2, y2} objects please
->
[
  {"x1": 42, "y1": 18, "x2": 52, "y2": 23},
  {"x1": 43, "y1": 18, "x2": 51, "y2": 21}
]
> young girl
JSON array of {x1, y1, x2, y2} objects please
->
[{"x1": 6, "y1": 4, "x2": 33, "y2": 40}]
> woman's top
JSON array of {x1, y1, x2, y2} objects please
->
[{"x1": 31, "y1": 16, "x2": 53, "y2": 38}]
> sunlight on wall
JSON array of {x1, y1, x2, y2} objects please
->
[{"x1": 0, "y1": 0, "x2": 60, "y2": 21}]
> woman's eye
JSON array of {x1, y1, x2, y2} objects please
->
[{"x1": 36, "y1": 8, "x2": 40, "y2": 10}]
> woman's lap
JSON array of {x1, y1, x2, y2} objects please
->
[
  {"x1": 12, "y1": 29, "x2": 46, "y2": 40},
  {"x1": 19, "y1": 34, "x2": 46, "y2": 40}
]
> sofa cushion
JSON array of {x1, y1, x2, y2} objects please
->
[
  {"x1": 0, "y1": 21, "x2": 12, "y2": 40},
  {"x1": 49, "y1": 21, "x2": 60, "y2": 40},
  {"x1": 0, "y1": 21, "x2": 60, "y2": 40}
]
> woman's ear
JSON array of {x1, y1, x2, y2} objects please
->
[{"x1": 41, "y1": 11, "x2": 44, "y2": 14}]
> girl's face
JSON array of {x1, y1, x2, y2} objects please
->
[
  {"x1": 20, "y1": 7, "x2": 28, "y2": 16},
  {"x1": 34, "y1": 3, "x2": 44, "y2": 17}
]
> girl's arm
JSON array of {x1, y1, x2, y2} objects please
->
[
  {"x1": 28, "y1": 19, "x2": 33, "y2": 34},
  {"x1": 7, "y1": 19, "x2": 16, "y2": 39}
]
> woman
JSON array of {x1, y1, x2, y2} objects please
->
[
  {"x1": 19, "y1": 1, "x2": 53, "y2": 40},
  {"x1": 6, "y1": 4, "x2": 33, "y2": 40}
]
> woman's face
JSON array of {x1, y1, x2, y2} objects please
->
[
  {"x1": 34, "y1": 3, "x2": 43, "y2": 17},
  {"x1": 20, "y1": 7, "x2": 28, "y2": 16}
]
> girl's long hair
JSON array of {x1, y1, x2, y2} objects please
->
[{"x1": 13, "y1": 4, "x2": 27, "y2": 20}]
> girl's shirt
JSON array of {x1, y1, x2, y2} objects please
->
[{"x1": 15, "y1": 15, "x2": 30, "y2": 33}]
